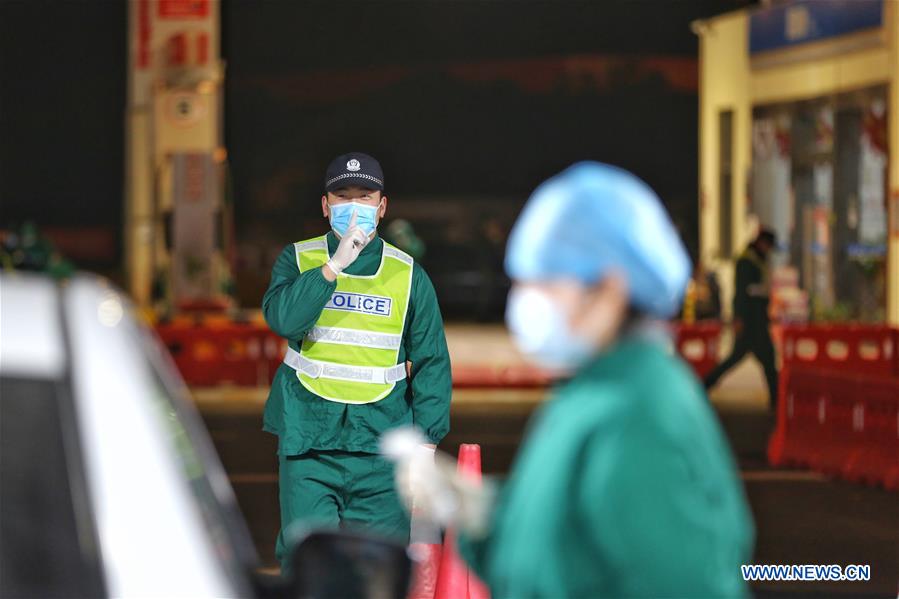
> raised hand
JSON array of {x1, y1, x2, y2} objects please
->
[{"x1": 326, "y1": 209, "x2": 368, "y2": 276}]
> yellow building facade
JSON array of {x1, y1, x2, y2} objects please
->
[{"x1": 696, "y1": 1, "x2": 899, "y2": 324}]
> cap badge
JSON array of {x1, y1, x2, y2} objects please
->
[{"x1": 346, "y1": 159, "x2": 361, "y2": 172}]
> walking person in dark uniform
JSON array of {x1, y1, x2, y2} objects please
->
[{"x1": 704, "y1": 229, "x2": 779, "y2": 410}]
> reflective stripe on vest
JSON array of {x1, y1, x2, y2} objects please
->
[
  {"x1": 283, "y1": 347, "x2": 407, "y2": 384},
  {"x1": 305, "y1": 326, "x2": 402, "y2": 350},
  {"x1": 291, "y1": 235, "x2": 414, "y2": 404}
]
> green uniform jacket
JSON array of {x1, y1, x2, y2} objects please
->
[
  {"x1": 734, "y1": 246, "x2": 769, "y2": 324},
  {"x1": 262, "y1": 232, "x2": 451, "y2": 455},
  {"x1": 459, "y1": 337, "x2": 754, "y2": 598}
]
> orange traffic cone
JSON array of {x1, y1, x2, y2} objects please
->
[
  {"x1": 407, "y1": 542, "x2": 443, "y2": 599},
  {"x1": 408, "y1": 498, "x2": 444, "y2": 599},
  {"x1": 433, "y1": 444, "x2": 491, "y2": 599},
  {"x1": 456, "y1": 445, "x2": 490, "y2": 599},
  {"x1": 456, "y1": 444, "x2": 482, "y2": 479},
  {"x1": 434, "y1": 529, "x2": 469, "y2": 599},
  {"x1": 469, "y1": 573, "x2": 491, "y2": 599}
]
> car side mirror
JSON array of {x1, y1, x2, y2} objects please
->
[{"x1": 285, "y1": 529, "x2": 412, "y2": 599}]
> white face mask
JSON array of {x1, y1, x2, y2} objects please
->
[{"x1": 505, "y1": 286, "x2": 596, "y2": 370}]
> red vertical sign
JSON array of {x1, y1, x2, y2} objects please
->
[
  {"x1": 158, "y1": 0, "x2": 209, "y2": 19},
  {"x1": 137, "y1": 0, "x2": 151, "y2": 68},
  {"x1": 196, "y1": 32, "x2": 209, "y2": 65},
  {"x1": 167, "y1": 33, "x2": 187, "y2": 67}
]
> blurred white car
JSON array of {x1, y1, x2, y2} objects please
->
[
  {"x1": 0, "y1": 274, "x2": 410, "y2": 598},
  {"x1": 1, "y1": 273, "x2": 260, "y2": 597}
]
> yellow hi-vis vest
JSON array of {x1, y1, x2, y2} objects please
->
[{"x1": 287, "y1": 235, "x2": 414, "y2": 404}]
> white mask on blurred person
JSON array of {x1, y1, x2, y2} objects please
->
[{"x1": 505, "y1": 286, "x2": 595, "y2": 370}]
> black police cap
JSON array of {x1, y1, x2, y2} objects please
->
[{"x1": 325, "y1": 152, "x2": 384, "y2": 192}]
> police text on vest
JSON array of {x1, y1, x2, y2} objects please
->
[{"x1": 325, "y1": 292, "x2": 393, "y2": 317}]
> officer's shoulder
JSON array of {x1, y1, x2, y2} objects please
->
[
  {"x1": 382, "y1": 240, "x2": 415, "y2": 265},
  {"x1": 412, "y1": 261, "x2": 438, "y2": 288},
  {"x1": 292, "y1": 234, "x2": 328, "y2": 251},
  {"x1": 276, "y1": 242, "x2": 299, "y2": 262}
]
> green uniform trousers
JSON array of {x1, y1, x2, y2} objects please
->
[{"x1": 275, "y1": 450, "x2": 410, "y2": 567}]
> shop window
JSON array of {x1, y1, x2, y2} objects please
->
[{"x1": 751, "y1": 86, "x2": 887, "y2": 322}]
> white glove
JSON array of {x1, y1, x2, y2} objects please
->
[
  {"x1": 382, "y1": 428, "x2": 495, "y2": 538},
  {"x1": 408, "y1": 444, "x2": 437, "y2": 501},
  {"x1": 326, "y1": 209, "x2": 369, "y2": 275}
]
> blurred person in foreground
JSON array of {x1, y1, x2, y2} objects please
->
[
  {"x1": 385, "y1": 162, "x2": 753, "y2": 597},
  {"x1": 703, "y1": 229, "x2": 779, "y2": 411},
  {"x1": 262, "y1": 152, "x2": 451, "y2": 569}
]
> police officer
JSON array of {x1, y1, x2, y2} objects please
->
[
  {"x1": 262, "y1": 152, "x2": 451, "y2": 567},
  {"x1": 389, "y1": 162, "x2": 754, "y2": 598},
  {"x1": 704, "y1": 229, "x2": 779, "y2": 410}
]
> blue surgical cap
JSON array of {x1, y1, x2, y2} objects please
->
[{"x1": 505, "y1": 161, "x2": 691, "y2": 318}]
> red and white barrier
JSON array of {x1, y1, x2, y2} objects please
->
[
  {"x1": 156, "y1": 322, "x2": 285, "y2": 386},
  {"x1": 780, "y1": 324, "x2": 896, "y2": 377},
  {"x1": 156, "y1": 321, "x2": 724, "y2": 388},
  {"x1": 768, "y1": 325, "x2": 899, "y2": 492},
  {"x1": 672, "y1": 321, "x2": 722, "y2": 379}
]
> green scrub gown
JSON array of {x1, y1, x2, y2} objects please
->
[
  {"x1": 263, "y1": 232, "x2": 452, "y2": 565},
  {"x1": 459, "y1": 335, "x2": 754, "y2": 598}
]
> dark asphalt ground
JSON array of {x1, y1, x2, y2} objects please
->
[{"x1": 198, "y1": 389, "x2": 899, "y2": 597}]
